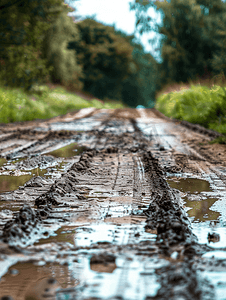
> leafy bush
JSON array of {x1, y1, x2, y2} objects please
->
[{"x1": 156, "y1": 84, "x2": 226, "y2": 134}]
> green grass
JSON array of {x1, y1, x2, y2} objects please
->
[
  {"x1": 155, "y1": 84, "x2": 226, "y2": 136},
  {"x1": 209, "y1": 136, "x2": 226, "y2": 144},
  {"x1": 0, "y1": 84, "x2": 124, "y2": 123}
]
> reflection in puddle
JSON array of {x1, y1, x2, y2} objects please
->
[
  {"x1": 45, "y1": 143, "x2": 87, "y2": 158},
  {"x1": 35, "y1": 226, "x2": 76, "y2": 246},
  {"x1": 167, "y1": 176, "x2": 226, "y2": 250},
  {"x1": 201, "y1": 271, "x2": 226, "y2": 300},
  {"x1": 34, "y1": 223, "x2": 156, "y2": 248},
  {"x1": 167, "y1": 177, "x2": 220, "y2": 222},
  {"x1": 203, "y1": 251, "x2": 226, "y2": 259},
  {"x1": 75, "y1": 223, "x2": 156, "y2": 247},
  {"x1": 0, "y1": 158, "x2": 7, "y2": 168},
  {"x1": 185, "y1": 197, "x2": 220, "y2": 222},
  {"x1": 0, "y1": 168, "x2": 47, "y2": 193},
  {"x1": 192, "y1": 223, "x2": 226, "y2": 248},
  {"x1": 73, "y1": 256, "x2": 162, "y2": 300},
  {"x1": 0, "y1": 253, "x2": 163, "y2": 300},
  {"x1": 0, "y1": 262, "x2": 78, "y2": 300},
  {"x1": 167, "y1": 177, "x2": 211, "y2": 194}
]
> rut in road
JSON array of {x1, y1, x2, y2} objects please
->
[{"x1": 0, "y1": 108, "x2": 225, "y2": 300}]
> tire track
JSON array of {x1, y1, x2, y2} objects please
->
[{"x1": 0, "y1": 109, "x2": 224, "y2": 300}]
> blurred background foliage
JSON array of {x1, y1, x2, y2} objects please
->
[
  {"x1": 0, "y1": 0, "x2": 65, "y2": 90},
  {"x1": 42, "y1": 9, "x2": 83, "y2": 90},
  {"x1": 67, "y1": 18, "x2": 135, "y2": 102},
  {"x1": 0, "y1": 0, "x2": 158, "y2": 108},
  {"x1": 1, "y1": 0, "x2": 226, "y2": 116},
  {"x1": 131, "y1": 0, "x2": 226, "y2": 91}
]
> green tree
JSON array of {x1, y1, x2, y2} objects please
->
[
  {"x1": 116, "y1": 32, "x2": 158, "y2": 107},
  {"x1": 42, "y1": 10, "x2": 83, "y2": 89},
  {"x1": 131, "y1": 0, "x2": 226, "y2": 88},
  {"x1": 0, "y1": 0, "x2": 69, "y2": 89},
  {"x1": 68, "y1": 18, "x2": 136, "y2": 100}
]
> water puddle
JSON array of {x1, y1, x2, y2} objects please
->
[
  {"x1": 0, "y1": 158, "x2": 7, "y2": 168},
  {"x1": 75, "y1": 255, "x2": 164, "y2": 300},
  {"x1": 0, "y1": 261, "x2": 78, "y2": 300},
  {"x1": 35, "y1": 226, "x2": 77, "y2": 246},
  {"x1": 0, "y1": 156, "x2": 75, "y2": 193},
  {"x1": 75, "y1": 223, "x2": 156, "y2": 247},
  {"x1": 0, "y1": 168, "x2": 47, "y2": 193},
  {"x1": 167, "y1": 177, "x2": 211, "y2": 194},
  {"x1": 0, "y1": 254, "x2": 164, "y2": 300},
  {"x1": 167, "y1": 176, "x2": 225, "y2": 248},
  {"x1": 45, "y1": 143, "x2": 87, "y2": 158},
  {"x1": 167, "y1": 177, "x2": 219, "y2": 222},
  {"x1": 184, "y1": 197, "x2": 220, "y2": 221},
  {"x1": 201, "y1": 270, "x2": 226, "y2": 300}
]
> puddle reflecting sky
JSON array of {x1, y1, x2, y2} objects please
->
[
  {"x1": 0, "y1": 255, "x2": 163, "y2": 300},
  {"x1": 74, "y1": 255, "x2": 162, "y2": 300},
  {"x1": 201, "y1": 271, "x2": 226, "y2": 300},
  {"x1": 35, "y1": 223, "x2": 157, "y2": 249},
  {"x1": 192, "y1": 223, "x2": 226, "y2": 248},
  {"x1": 75, "y1": 223, "x2": 156, "y2": 247}
]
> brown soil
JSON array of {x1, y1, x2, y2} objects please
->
[{"x1": 0, "y1": 108, "x2": 226, "y2": 300}]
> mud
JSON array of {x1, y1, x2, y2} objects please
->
[{"x1": 0, "y1": 108, "x2": 226, "y2": 299}]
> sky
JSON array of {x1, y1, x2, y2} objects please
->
[{"x1": 67, "y1": 0, "x2": 162, "y2": 62}]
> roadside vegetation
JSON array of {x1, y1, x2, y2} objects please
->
[
  {"x1": 0, "y1": 0, "x2": 157, "y2": 122},
  {"x1": 156, "y1": 82, "x2": 226, "y2": 135},
  {"x1": 1, "y1": 0, "x2": 226, "y2": 141},
  {"x1": 0, "y1": 84, "x2": 124, "y2": 123},
  {"x1": 131, "y1": 0, "x2": 226, "y2": 142}
]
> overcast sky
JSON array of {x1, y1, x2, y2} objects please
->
[{"x1": 68, "y1": 0, "x2": 162, "y2": 61}]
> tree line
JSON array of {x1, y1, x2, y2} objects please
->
[
  {"x1": 2, "y1": 0, "x2": 224, "y2": 108},
  {"x1": 0, "y1": 0, "x2": 157, "y2": 108},
  {"x1": 131, "y1": 0, "x2": 226, "y2": 91}
]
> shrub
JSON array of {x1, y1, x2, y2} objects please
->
[{"x1": 156, "y1": 84, "x2": 226, "y2": 134}]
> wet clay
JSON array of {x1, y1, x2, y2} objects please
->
[{"x1": 0, "y1": 108, "x2": 226, "y2": 300}]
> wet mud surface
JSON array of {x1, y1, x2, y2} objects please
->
[{"x1": 0, "y1": 108, "x2": 226, "y2": 299}]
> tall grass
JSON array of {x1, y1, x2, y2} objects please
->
[
  {"x1": 0, "y1": 84, "x2": 124, "y2": 123},
  {"x1": 155, "y1": 74, "x2": 226, "y2": 136}
]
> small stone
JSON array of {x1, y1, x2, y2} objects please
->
[{"x1": 208, "y1": 232, "x2": 220, "y2": 243}]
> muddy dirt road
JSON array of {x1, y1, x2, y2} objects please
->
[{"x1": 0, "y1": 108, "x2": 226, "y2": 300}]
